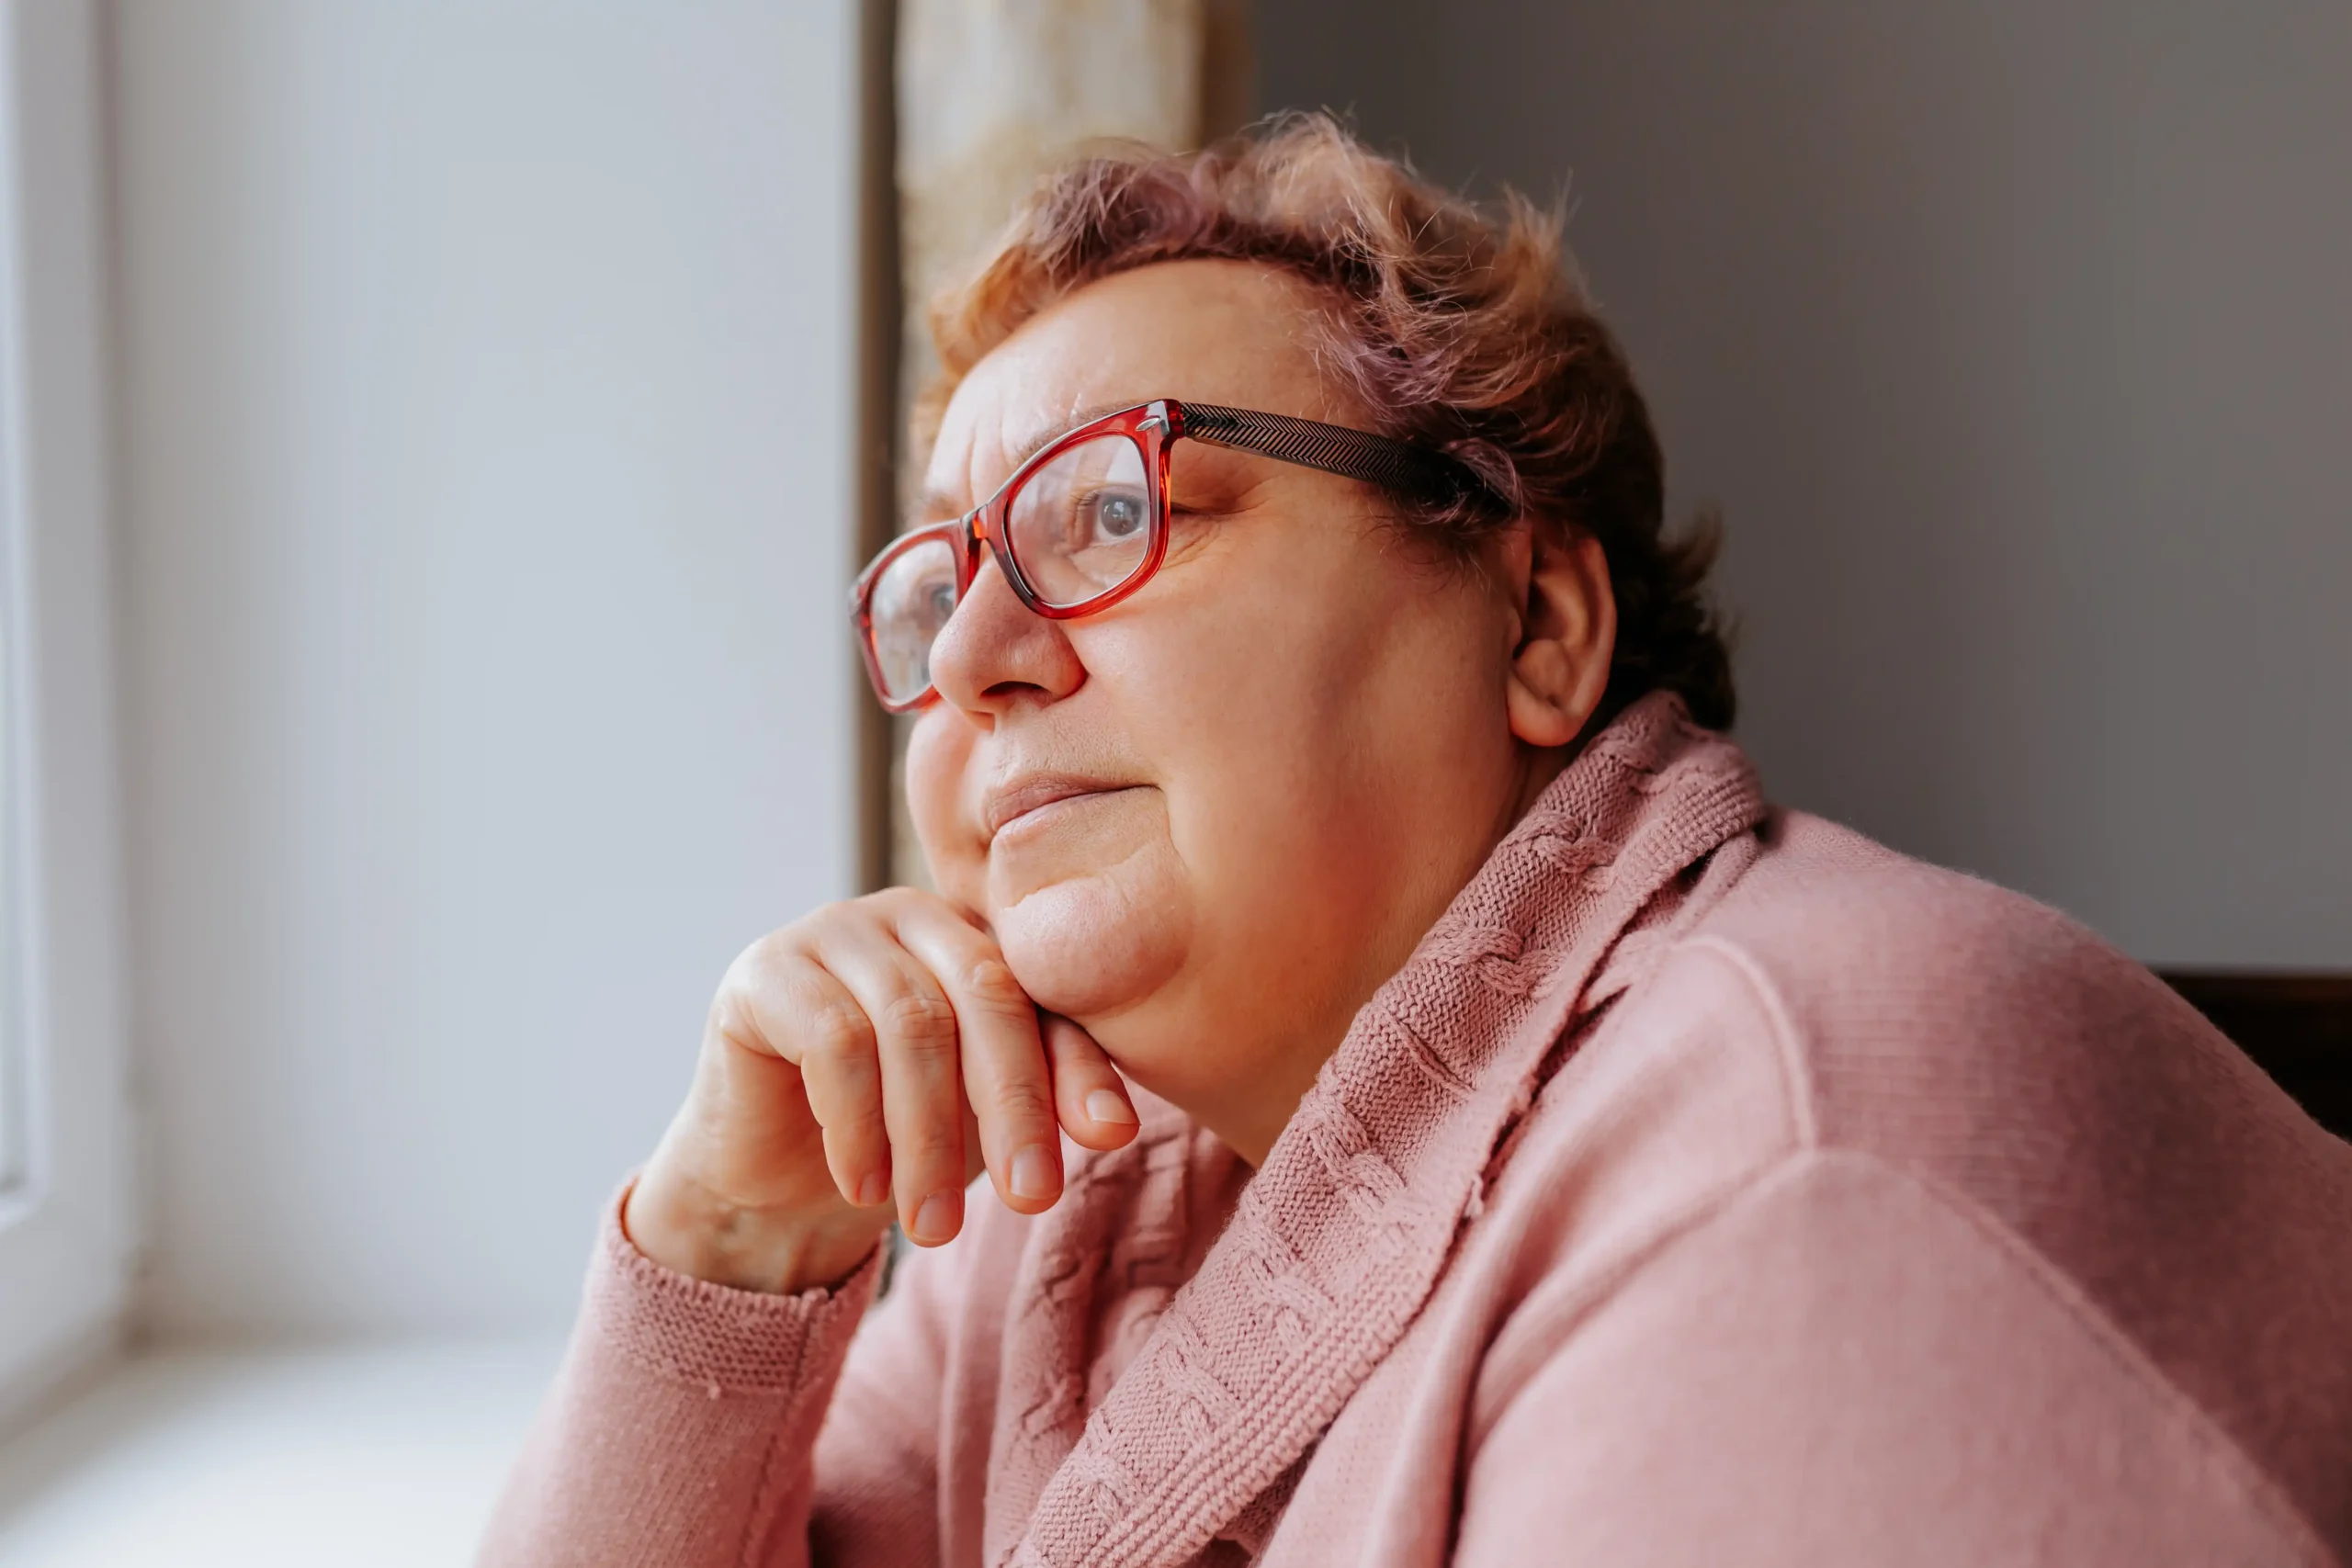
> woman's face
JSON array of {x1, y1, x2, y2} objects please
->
[{"x1": 907, "y1": 260, "x2": 1597, "y2": 1158}]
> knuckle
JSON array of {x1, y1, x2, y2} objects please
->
[
  {"x1": 957, "y1": 956, "x2": 1031, "y2": 1018},
  {"x1": 988, "y1": 1080, "x2": 1055, "y2": 1130},
  {"x1": 878, "y1": 988, "x2": 961, "y2": 1053},
  {"x1": 706, "y1": 984, "x2": 757, "y2": 1049},
  {"x1": 831, "y1": 1100, "x2": 886, "y2": 1139},
  {"x1": 802, "y1": 1000, "x2": 876, "y2": 1061},
  {"x1": 896, "y1": 1129, "x2": 965, "y2": 1172},
  {"x1": 778, "y1": 898, "x2": 882, "y2": 957},
  {"x1": 738, "y1": 924, "x2": 807, "y2": 975},
  {"x1": 718, "y1": 932, "x2": 809, "y2": 1014},
  {"x1": 713, "y1": 953, "x2": 765, "y2": 1013}
]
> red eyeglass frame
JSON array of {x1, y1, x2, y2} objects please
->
[{"x1": 848, "y1": 398, "x2": 1498, "y2": 713}]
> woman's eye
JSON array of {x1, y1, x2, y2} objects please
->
[
  {"x1": 1087, "y1": 490, "x2": 1147, "y2": 542},
  {"x1": 924, "y1": 581, "x2": 957, "y2": 626}
]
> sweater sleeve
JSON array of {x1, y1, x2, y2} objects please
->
[
  {"x1": 1447, "y1": 1151, "x2": 2326, "y2": 1568},
  {"x1": 476, "y1": 1185, "x2": 941, "y2": 1568}
]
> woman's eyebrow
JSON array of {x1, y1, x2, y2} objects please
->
[
  {"x1": 911, "y1": 488, "x2": 965, "y2": 526},
  {"x1": 1002, "y1": 399, "x2": 1141, "y2": 471},
  {"x1": 912, "y1": 399, "x2": 1147, "y2": 528}
]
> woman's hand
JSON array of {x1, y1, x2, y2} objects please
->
[{"x1": 624, "y1": 887, "x2": 1142, "y2": 1294}]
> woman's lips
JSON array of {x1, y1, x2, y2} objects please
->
[{"x1": 982, "y1": 773, "x2": 1142, "y2": 842}]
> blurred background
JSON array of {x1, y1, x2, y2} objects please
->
[{"x1": 0, "y1": 1, "x2": 2341, "y2": 1562}]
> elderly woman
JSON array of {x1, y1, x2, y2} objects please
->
[{"x1": 484, "y1": 118, "x2": 2351, "y2": 1567}]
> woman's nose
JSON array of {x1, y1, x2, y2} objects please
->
[{"x1": 925, "y1": 556, "x2": 1086, "y2": 718}]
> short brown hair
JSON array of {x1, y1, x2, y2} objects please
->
[{"x1": 918, "y1": 113, "x2": 1736, "y2": 733}]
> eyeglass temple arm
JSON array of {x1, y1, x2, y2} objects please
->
[{"x1": 1173, "y1": 401, "x2": 1505, "y2": 513}]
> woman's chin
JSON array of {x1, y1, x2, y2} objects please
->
[{"x1": 989, "y1": 862, "x2": 1192, "y2": 1024}]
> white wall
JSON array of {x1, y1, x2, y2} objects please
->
[
  {"x1": 1261, "y1": 0, "x2": 2352, "y2": 967},
  {"x1": 112, "y1": 1, "x2": 860, "y2": 1338}
]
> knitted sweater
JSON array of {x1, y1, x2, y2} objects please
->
[{"x1": 481, "y1": 694, "x2": 2352, "y2": 1567}]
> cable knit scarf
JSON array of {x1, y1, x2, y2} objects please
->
[{"x1": 987, "y1": 692, "x2": 1766, "y2": 1568}]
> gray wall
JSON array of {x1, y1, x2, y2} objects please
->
[
  {"x1": 1261, "y1": 0, "x2": 2351, "y2": 967},
  {"x1": 113, "y1": 1, "x2": 859, "y2": 1337}
]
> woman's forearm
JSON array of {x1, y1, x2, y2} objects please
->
[{"x1": 476, "y1": 1190, "x2": 885, "y2": 1568}]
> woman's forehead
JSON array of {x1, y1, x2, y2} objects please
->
[{"x1": 922, "y1": 261, "x2": 1341, "y2": 509}]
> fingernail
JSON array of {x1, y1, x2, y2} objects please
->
[
  {"x1": 1085, "y1": 1089, "x2": 1137, "y2": 1126},
  {"x1": 854, "y1": 1171, "x2": 888, "y2": 1208},
  {"x1": 910, "y1": 1190, "x2": 960, "y2": 1246},
  {"x1": 1009, "y1": 1145, "x2": 1058, "y2": 1202}
]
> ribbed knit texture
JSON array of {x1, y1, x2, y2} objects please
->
[
  {"x1": 991, "y1": 695, "x2": 1764, "y2": 1568},
  {"x1": 589, "y1": 1201, "x2": 884, "y2": 1396},
  {"x1": 481, "y1": 693, "x2": 2352, "y2": 1568}
]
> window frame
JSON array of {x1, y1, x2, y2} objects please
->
[{"x1": 0, "y1": 0, "x2": 136, "y2": 1430}]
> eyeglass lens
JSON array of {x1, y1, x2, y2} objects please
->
[
  {"x1": 865, "y1": 433, "x2": 1154, "y2": 705},
  {"x1": 867, "y1": 535, "x2": 959, "y2": 705},
  {"x1": 1005, "y1": 434, "x2": 1153, "y2": 605}
]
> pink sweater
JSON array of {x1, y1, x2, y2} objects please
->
[{"x1": 481, "y1": 694, "x2": 2352, "y2": 1567}]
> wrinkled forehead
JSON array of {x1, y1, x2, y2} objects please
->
[{"x1": 920, "y1": 259, "x2": 1351, "y2": 519}]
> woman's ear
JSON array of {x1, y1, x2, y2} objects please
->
[{"x1": 1501, "y1": 521, "x2": 1616, "y2": 749}]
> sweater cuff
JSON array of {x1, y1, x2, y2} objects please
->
[{"x1": 583, "y1": 1181, "x2": 884, "y2": 1396}]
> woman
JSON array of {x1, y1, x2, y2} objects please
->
[{"x1": 484, "y1": 118, "x2": 2352, "y2": 1566}]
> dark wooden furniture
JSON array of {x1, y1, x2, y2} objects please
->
[{"x1": 2160, "y1": 972, "x2": 2352, "y2": 1142}]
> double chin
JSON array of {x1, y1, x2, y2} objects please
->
[{"x1": 989, "y1": 826, "x2": 1193, "y2": 1028}]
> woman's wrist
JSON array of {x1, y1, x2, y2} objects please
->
[{"x1": 624, "y1": 1162, "x2": 887, "y2": 1295}]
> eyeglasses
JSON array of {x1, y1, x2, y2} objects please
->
[{"x1": 850, "y1": 399, "x2": 1498, "y2": 711}]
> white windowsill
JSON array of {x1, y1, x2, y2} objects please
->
[{"x1": 0, "y1": 1337, "x2": 563, "y2": 1567}]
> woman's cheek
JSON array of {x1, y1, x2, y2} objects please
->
[
  {"x1": 903, "y1": 713, "x2": 982, "y2": 904},
  {"x1": 989, "y1": 832, "x2": 1194, "y2": 1023}
]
